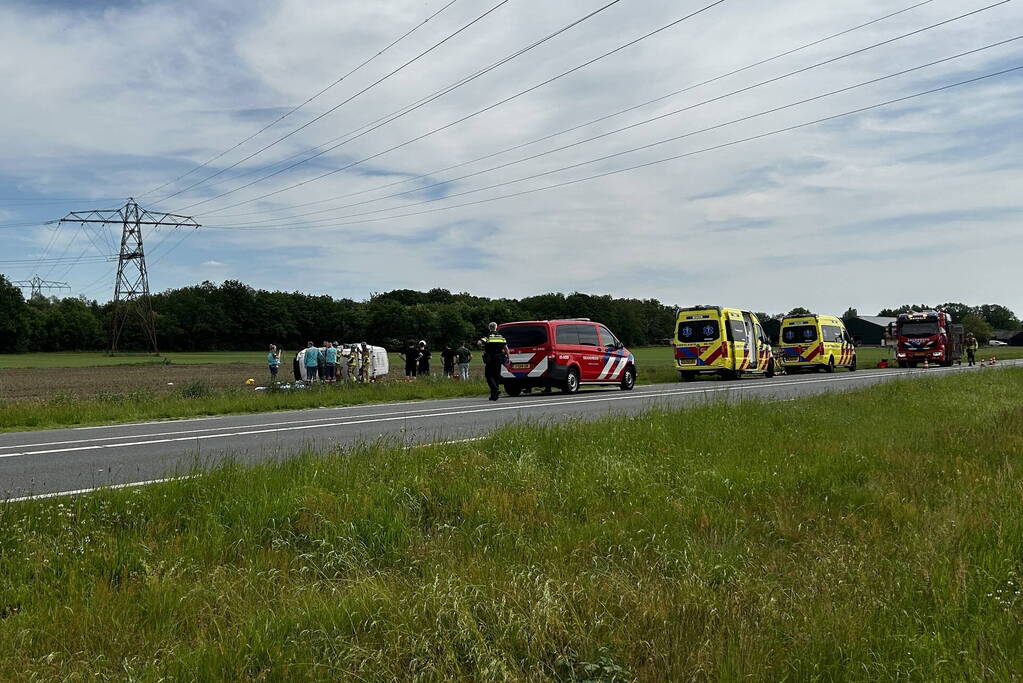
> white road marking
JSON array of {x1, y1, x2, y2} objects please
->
[
  {"x1": 1, "y1": 363, "x2": 1002, "y2": 460},
  {"x1": 3, "y1": 437, "x2": 486, "y2": 503}
]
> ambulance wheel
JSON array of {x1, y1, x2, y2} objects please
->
[
  {"x1": 825, "y1": 357, "x2": 836, "y2": 373},
  {"x1": 718, "y1": 370, "x2": 738, "y2": 381},
  {"x1": 620, "y1": 366, "x2": 636, "y2": 391},
  {"x1": 562, "y1": 368, "x2": 580, "y2": 394},
  {"x1": 504, "y1": 382, "x2": 523, "y2": 397},
  {"x1": 849, "y1": 356, "x2": 857, "y2": 372},
  {"x1": 765, "y1": 360, "x2": 775, "y2": 378},
  {"x1": 680, "y1": 372, "x2": 695, "y2": 382}
]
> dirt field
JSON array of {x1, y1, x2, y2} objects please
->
[{"x1": 0, "y1": 364, "x2": 267, "y2": 402}]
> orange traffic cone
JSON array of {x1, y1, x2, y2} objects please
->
[
  {"x1": 990, "y1": 356, "x2": 997, "y2": 365},
  {"x1": 922, "y1": 358, "x2": 930, "y2": 369}
]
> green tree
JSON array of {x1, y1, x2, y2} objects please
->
[
  {"x1": 978, "y1": 304, "x2": 1019, "y2": 330},
  {"x1": 938, "y1": 302, "x2": 974, "y2": 323},
  {"x1": 842, "y1": 307, "x2": 858, "y2": 320},
  {"x1": 787, "y1": 307, "x2": 813, "y2": 316},
  {"x1": 961, "y1": 313, "x2": 994, "y2": 344},
  {"x1": 0, "y1": 274, "x2": 31, "y2": 352}
]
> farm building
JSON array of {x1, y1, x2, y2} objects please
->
[
  {"x1": 844, "y1": 316, "x2": 897, "y2": 345},
  {"x1": 992, "y1": 329, "x2": 1023, "y2": 346}
]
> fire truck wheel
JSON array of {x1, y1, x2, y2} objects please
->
[
  {"x1": 620, "y1": 366, "x2": 636, "y2": 391},
  {"x1": 897, "y1": 361, "x2": 908, "y2": 368},
  {"x1": 562, "y1": 368, "x2": 580, "y2": 394}
]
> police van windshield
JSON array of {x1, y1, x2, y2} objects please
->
[
  {"x1": 782, "y1": 325, "x2": 818, "y2": 344},
  {"x1": 898, "y1": 321, "x2": 939, "y2": 338},
  {"x1": 677, "y1": 320, "x2": 720, "y2": 343},
  {"x1": 503, "y1": 325, "x2": 548, "y2": 348}
]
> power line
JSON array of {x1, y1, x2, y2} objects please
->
[
  {"x1": 210, "y1": 0, "x2": 941, "y2": 221},
  {"x1": 230, "y1": 18, "x2": 1019, "y2": 228},
  {"x1": 154, "y1": 0, "x2": 514, "y2": 204},
  {"x1": 202, "y1": 64, "x2": 1023, "y2": 232},
  {"x1": 172, "y1": 0, "x2": 632, "y2": 203},
  {"x1": 136, "y1": 0, "x2": 463, "y2": 200},
  {"x1": 179, "y1": 0, "x2": 728, "y2": 214}
]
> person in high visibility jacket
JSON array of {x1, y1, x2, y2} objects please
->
[
  {"x1": 481, "y1": 322, "x2": 508, "y2": 401},
  {"x1": 965, "y1": 333, "x2": 979, "y2": 366}
]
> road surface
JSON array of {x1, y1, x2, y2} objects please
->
[{"x1": 2, "y1": 361, "x2": 1018, "y2": 500}]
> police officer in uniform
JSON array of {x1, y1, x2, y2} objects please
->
[{"x1": 481, "y1": 322, "x2": 508, "y2": 401}]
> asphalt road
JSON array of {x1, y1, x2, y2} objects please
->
[{"x1": 2, "y1": 360, "x2": 1019, "y2": 500}]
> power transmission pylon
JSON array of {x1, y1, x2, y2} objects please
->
[
  {"x1": 12, "y1": 275, "x2": 71, "y2": 298},
  {"x1": 54, "y1": 199, "x2": 200, "y2": 354}
]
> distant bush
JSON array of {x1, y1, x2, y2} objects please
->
[{"x1": 178, "y1": 380, "x2": 213, "y2": 399}]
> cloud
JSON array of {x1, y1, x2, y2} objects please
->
[{"x1": 1, "y1": 0, "x2": 1022, "y2": 318}]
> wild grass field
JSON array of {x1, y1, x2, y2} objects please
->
[{"x1": 1, "y1": 369, "x2": 1021, "y2": 680}]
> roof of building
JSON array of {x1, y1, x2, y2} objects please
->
[{"x1": 851, "y1": 316, "x2": 898, "y2": 327}]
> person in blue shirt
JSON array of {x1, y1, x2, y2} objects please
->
[
  {"x1": 323, "y1": 341, "x2": 338, "y2": 382},
  {"x1": 303, "y1": 341, "x2": 321, "y2": 381},
  {"x1": 267, "y1": 344, "x2": 281, "y2": 381}
]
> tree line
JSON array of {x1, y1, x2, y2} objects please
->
[
  {"x1": 0, "y1": 276, "x2": 677, "y2": 353},
  {"x1": 1, "y1": 274, "x2": 1017, "y2": 353}
]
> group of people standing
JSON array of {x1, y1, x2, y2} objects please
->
[
  {"x1": 265, "y1": 342, "x2": 375, "y2": 383},
  {"x1": 400, "y1": 340, "x2": 474, "y2": 380}
]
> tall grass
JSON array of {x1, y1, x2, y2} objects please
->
[{"x1": 1, "y1": 369, "x2": 1021, "y2": 679}]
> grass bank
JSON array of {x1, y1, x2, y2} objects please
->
[{"x1": 2, "y1": 369, "x2": 1021, "y2": 680}]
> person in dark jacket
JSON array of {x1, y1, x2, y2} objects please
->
[
  {"x1": 401, "y1": 341, "x2": 419, "y2": 379},
  {"x1": 441, "y1": 344, "x2": 456, "y2": 378},
  {"x1": 417, "y1": 340, "x2": 431, "y2": 377}
]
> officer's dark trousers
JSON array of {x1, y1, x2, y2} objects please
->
[{"x1": 484, "y1": 363, "x2": 502, "y2": 398}]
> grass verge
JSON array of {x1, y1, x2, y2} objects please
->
[
  {"x1": 0, "y1": 377, "x2": 487, "y2": 431},
  {"x1": 2, "y1": 369, "x2": 1021, "y2": 679}
]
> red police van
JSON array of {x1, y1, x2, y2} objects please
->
[{"x1": 497, "y1": 319, "x2": 636, "y2": 396}]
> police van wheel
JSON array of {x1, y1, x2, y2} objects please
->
[
  {"x1": 504, "y1": 382, "x2": 523, "y2": 397},
  {"x1": 826, "y1": 357, "x2": 836, "y2": 373},
  {"x1": 849, "y1": 356, "x2": 857, "y2": 372},
  {"x1": 620, "y1": 366, "x2": 636, "y2": 391},
  {"x1": 562, "y1": 368, "x2": 580, "y2": 394}
]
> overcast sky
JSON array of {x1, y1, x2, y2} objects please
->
[{"x1": 2, "y1": 0, "x2": 1021, "y2": 316}]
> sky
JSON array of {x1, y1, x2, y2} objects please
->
[{"x1": 2, "y1": 0, "x2": 1021, "y2": 316}]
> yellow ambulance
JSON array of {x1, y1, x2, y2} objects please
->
[
  {"x1": 674, "y1": 306, "x2": 776, "y2": 381},
  {"x1": 778, "y1": 314, "x2": 856, "y2": 372}
]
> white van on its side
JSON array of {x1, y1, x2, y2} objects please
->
[{"x1": 294, "y1": 345, "x2": 389, "y2": 381}]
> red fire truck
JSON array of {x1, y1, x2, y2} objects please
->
[{"x1": 895, "y1": 310, "x2": 964, "y2": 367}]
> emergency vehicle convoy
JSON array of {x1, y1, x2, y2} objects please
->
[
  {"x1": 674, "y1": 306, "x2": 775, "y2": 381},
  {"x1": 498, "y1": 319, "x2": 636, "y2": 395},
  {"x1": 895, "y1": 310, "x2": 964, "y2": 367},
  {"x1": 778, "y1": 314, "x2": 857, "y2": 372}
]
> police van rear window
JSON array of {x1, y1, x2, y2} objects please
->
[
  {"x1": 677, "y1": 320, "x2": 720, "y2": 343},
  {"x1": 503, "y1": 325, "x2": 548, "y2": 348},
  {"x1": 782, "y1": 325, "x2": 818, "y2": 343}
]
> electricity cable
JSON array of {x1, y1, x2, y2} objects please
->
[
  {"x1": 154, "y1": 0, "x2": 514, "y2": 204},
  {"x1": 201, "y1": 64, "x2": 1023, "y2": 232},
  {"x1": 178, "y1": 0, "x2": 727, "y2": 213},
  {"x1": 136, "y1": 0, "x2": 462, "y2": 199},
  {"x1": 229, "y1": 27, "x2": 1022, "y2": 227}
]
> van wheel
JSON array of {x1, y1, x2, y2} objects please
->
[
  {"x1": 620, "y1": 366, "x2": 636, "y2": 391},
  {"x1": 765, "y1": 360, "x2": 775, "y2": 378},
  {"x1": 680, "y1": 372, "x2": 695, "y2": 382},
  {"x1": 826, "y1": 357, "x2": 836, "y2": 373},
  {"x1": 562, "y1": 368, "x2": 580, "y2": 394},
  {"x1": 504, "y1": 382, "x2": 522, "y2": 397},
  {"x1": 719, "y1": 369, "x2": 738, "y2": 381},
  {"x1": 849, "y1": 355, "x2": 857, "y2": 372}
]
